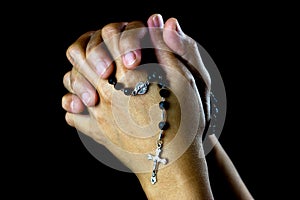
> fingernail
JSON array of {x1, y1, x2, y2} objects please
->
[
  {"x1": 124, "y1": 51, "x2": 136, "y2": 66},
  {"x1": 175, "y1": 19, "x2": 183, "y2": 35},
  {"x1": 152, "y1": 14, "x2": 163, "y2": 28},
  {"x1": 70, "y1": 100, "x2": 76, "y2": 111},
  {"x1": 81, "y1": 92, "x2": 90, "y2": 106},
  {"x1": 95, "y1": 61, "x2": 108, "y2": 76}
]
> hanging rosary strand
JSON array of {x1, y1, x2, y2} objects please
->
[{"x1": 108, "y1": 71, "x2": 170, "y2": 184}]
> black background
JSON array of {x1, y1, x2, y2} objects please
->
[{"x1": 2, "y1": 1, "x2": 294, "y2": 199}]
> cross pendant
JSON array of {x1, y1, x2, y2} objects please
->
[{"x1": 147, "y1": 146, "x2": 168, "y2": 184}]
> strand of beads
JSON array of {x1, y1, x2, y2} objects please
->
[
  {"x1": 147, "y1": 84, "x2": 170, "y2": 184},
  {"x1": 108, "y1": 70, "x2": 170, "y2": 184}
]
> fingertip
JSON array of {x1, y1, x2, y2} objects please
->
[
  {"x1": 61, "y1": 94, "x2": 74, "y2": 112},
  {"x1": 164, "y1": 17, "x2": 184, "y2": 36},
  {"x1": 61, "y1": 95, "x2": 68, "y2": 110},
  {"x1": 163, "y1": 18, "x2": 186, "y2": 56},
  {"x1": 147, "y1": 13, "x2": 164, "y2": 28},
  {"x1": 65, "y1": 112, "x2": 74, "y2": 127},
  {"x1": 122, "y1": 50, "x2": 142, "y2": 70},
  {"x1": 123, "y1": 51, "x2": 137, "y2": 66},
  {"x1": 78, "y1": 86, "x2": 99, "y2": 107},
  {"x1": 62, "y1": 93, "x2": 89, "y2": 114},
  {"x1": 100, "y1": 64, "x2": 115, "y2": 79},
  {"x1": 88, "y1": 89, "x2": 100, "y2": 106}
]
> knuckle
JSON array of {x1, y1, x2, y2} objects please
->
[
  {"x1": 125, "y1": 20, "x2": 145, "y2": 30},
  {"x1": 66, "y1": 43, "x2": 82, "y2": 62},
  {"x1": 63, "y1": 71, "x2": 71, "y2": 89},
  {"x1": 101, "y1": 23, "x2": 121, "y2": 39},
  {"x1": 86, "y1": 30, "x2": 102, "y2": 53}
]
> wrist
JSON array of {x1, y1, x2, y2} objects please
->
[{"x1": 135, "y1": 140, "x2": 214, "y2": 200}]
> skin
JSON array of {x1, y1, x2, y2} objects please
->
[
  {"x1": 61, "y1": 13, "x2": 253, "y2": 199},
  {"x1": 207, "y1": 134, "x2": 254, "y2": 200}
]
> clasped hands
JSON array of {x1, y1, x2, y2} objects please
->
[{"x1": 61, "y1": 13, "x2": 213, "y2": 199}]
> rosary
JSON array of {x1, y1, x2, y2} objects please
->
[{"x1": 108, "y1": 70, "x2": 170, "y2": 185}]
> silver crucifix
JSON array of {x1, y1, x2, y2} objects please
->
[{"x1": 147, "y1": 145, "x2": 168, "y2": 184}]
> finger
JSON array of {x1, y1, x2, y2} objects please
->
[
  {"x1": 119, "y1": 21, "x2": 147, "y2": 69},
  {"x1": 148, "y1": 14, "x2": 211, "y2": 124},
  {"x1": 147, "y1": 14, "x2": 210, "y2": 84},
  {"x1": 147, "y1": 14, "x2": 187, "y2": 71},
  {"x1": 61, "y1": 93, "x2": 86, "y2": 113},
  {"x1": 65, "y1": 112, "x2": 91, "y2": 135},
  {"x1": 163, "y1": 17, "x2": 211, "y2": 88},
  {"x1": 66, "y1": 31, "x2": 100, "y2": 89},
  {"x1": 86, "y1": 29, "x2": 115, "y2": 79},
  {"x1": 63, "y1": 71, "x2": 74, "y2": 93},
  {"x1": 147, "y1": 14, "x2": 198, "y2": 87},
  {"x1": 147, "y1": 13, "x2": 171, "y2": 61},
  {"x1": 163, "y1": 18, "x2": 212, "y2": 123},
  {"x1": 63, "y1": 69, "x2": 98, "y2": 107},
  {"x1": 147, "y1": 14, "x2": 210, "y2": 87},
  {"x1": 101, "y1": 22, "x2": 128, "y2": 75},
  {"x1": 65, "y1": 112, "x2": 106, "y2": 145}
]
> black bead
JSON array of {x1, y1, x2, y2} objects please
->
[
  {"x1": 159, "y1": 88, "x2": 170, "y2": 98},
  {"x1": 159, "y1": 121, "x2": 169, "y2": 130},
  {"x1": 124, "y1": 88, "x2": 133, "y2": 96},
  {"x1": 114, "y1": 82, "x2": 124, "y2": 90},
  {"x1": 108, "y1": 76, "x2": 117, "y2": 85},
  {"x1": 159, "y1": 101, "x2": 169, "y2": 110},
  {"x1": 157, "y1": 83, "x2": 164, "y2": 88}
]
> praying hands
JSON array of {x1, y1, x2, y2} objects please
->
[{"x1": 61, "y1": 13, "x2": 253, "y2": 200}]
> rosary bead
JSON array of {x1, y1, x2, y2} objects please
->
[
  {"x1": 114, "y1": 82, "x2": 124, "y2": 90},
  {"x1": 108, "y1": 70, "x2": 170, "y2": 185},
  {"x1": 159, "y1": 121, "x2": 169, "y2": 130},
  {"x1": 108, "y1": 76, "x2": 117, "y2": 85},
  {"x1": 157, "y1": 83, "x2": 164, "y2": 88},
  {"x1": 123, "y1": 88, "x2": 133, "y2": 96},
  {"x1": 159, "y1": 88, "x2": 170, "y2": 98},
  {"x1": 159, "y1": 101, "x2": 169, "y2": 110}
]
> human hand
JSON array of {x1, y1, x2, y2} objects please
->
[{"x1": 62, "y1": 13, "x2": 213, "y2": 199}]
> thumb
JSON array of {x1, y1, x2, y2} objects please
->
[
  {"x1": 147, "y1": 13, "x2": 174, "y2": 64},
  {"x1": 65, "y1": 112, "x2": 106, "y2": 145},
  {"x1": 163, "y1": 18, "x2": 211, "y2": 87},
  {"x1": 163, "y1": 18, "x2": 212, "y2": 123}
]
